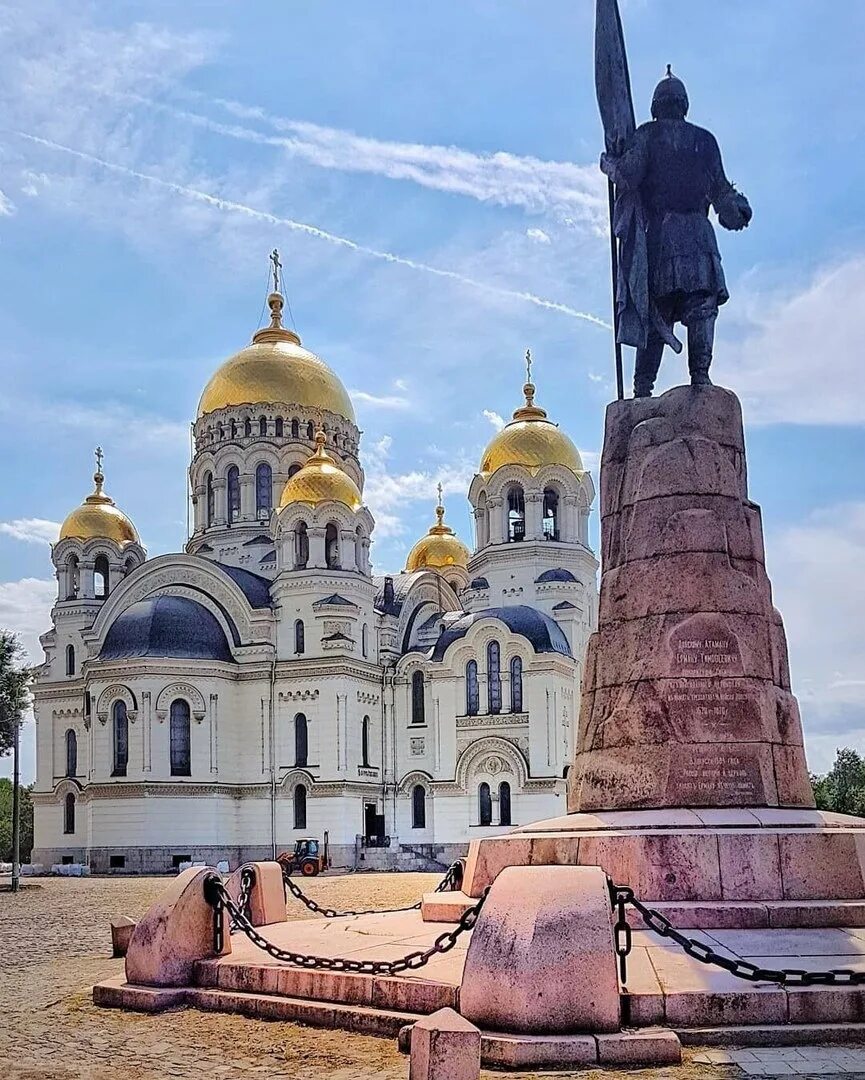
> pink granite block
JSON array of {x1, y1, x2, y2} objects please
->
[
  {"x1": 596, "y1": 1029, "x2": 682, "y2": 1066},
  {"x1": 421, "y1": 891, "x2": 473, "y2": 923},
  {"x1": 620, "y1": 948, "x2": 665, "y2": 1026},
  {"x1": 480, "y1": 1032, "x2": 597, "y2": 1069},
  {"x1": 410, "y1": 1008, "x2": 480, "y2": 1080},
  {"x1": 773, "y1": 743, "x2": 817, "y2": 807},
  {"x1": 577, "y1": 830, "x2": 724, "y2": 901},
  {"x1": 717, "y1": 832, "x2": 783, "y2": 901},
  {"x1": 110, "y1": 916, "x2": 136, "y2": 958},
  {"x1": 779, "y1": 832, "x2": 865, "y2": 900},
  {"x1": 767, "y1": 901, "x2": 865, "y2": 929},
  {"x1": 372, "y1": 976, "x2": 457, "y2": 1014},
  {"x1": 215, "y1": 961, "x2": 280, "y2": 995},
  {"x1": 632, "y1": 902, "x2": 770, "y2": 930},
  {"x1": 92, "y1": 974, "x2": 188, "y2": 1012},
  {"x1": 711, "y1": 928, "x2": 865, "y2": 957},
  {"x1": 460, "y1": 865, "x2": 620, "y2": 1035},
  {"x1": 628, "y1": 435, "x2": 742, "y2": 505},
  {"x1": 247, "y1": 861, "x2": 286, "y2": 926},
  {"x1": 462, "y1": 836, "x2": 532, "y2": 896},
  {"x1": 125, "y1": 866, "x2": 229, "y2": 988},
  {"x1": 786, "y1": 985, "x2": 865, "y2": 1024}
]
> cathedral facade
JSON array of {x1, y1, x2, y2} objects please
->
[{"x1": 30, "y1": 283, "x2": 598, "y2": 872}]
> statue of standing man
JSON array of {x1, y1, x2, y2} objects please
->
[{"x1": 596, "y1": 2, "x2": 752, "y2": 398}]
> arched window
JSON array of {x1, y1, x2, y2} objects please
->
[
  {"x1": 112, "y1": 700, "x2": 128, "y2": 776},
  {"x1": 412, "y1": 784, "x2": 426, "y2": 829},
  {"x1": 361, "y1": 715, "x2": 370, "y2": 767},
  {"x1": 65, "y1": 644, "x2": 75, "y2": 676},
  {"x1": 170, "y1": 699, "x2": 191, "y2": 777},
  {"x1": 542, "y1": 488, "x2": 559, "y2": 540},
  {"x1": 325, "y1": 523, "x2": 340, "y2": 569},
  {"x1": 479, "y1": 782, "x2": 492, "y2": 826},
  {"x1": 499, "y1": 781, "x2": 512, "y2": 826},
  {"x1": 65, "y1": 729, "x2": 77, "y2": 777},
  {"x1": 123, "y1": 556, "x2": 136, "y2": 577},
  {"x1": 94, "y1": 554, "x2": 110, "y2": 599},
  {"x1": 288, "y1": 462, "x2": 302, "y2": 478},
  {"x1": 411, "y1": 671, "x2": 425, "y2": 725},
  {"x1": 64, "y1": 792, "x2": 75, "y2": 835},
  {"x1": 66, "y1": 555, "x2": 80, "y2": 599},
  {"x1": 510, "y1": 656, "x2": 523, "y2": 713},
  {"x1": 293, "y1": 785, "x2": 307, "y2": 830},
  {"x1": 244, "y1": 417, "x2": 252, "y2": 437},
  {"x1": 294, "y1": 713, "x2": 308, "y2": 767},
  {"x1": 205, "y1": 472, "x2": 214, "y2": 527},
  {"x1": 294, "y1": 522, "x2": 309, "y2": 569},
  {"x1": 487, "y1": 641, "x2": 502, "y2": 714},
  {"x1": 294, "y1": 619, "x2": 305, "y2": 654},
  {"x1": 229, "y1": 419, "x2": 237, "y2": 439},
  {"x1": 275, "y1": 417, "x2": 284, "y2": 437},
  {"x1": 255, "y1": 462, "x2": 272, "y2": 518},
  {"x1": 227, "y1": 466, "x2": 241, "y2": 523},
  {"x1": 307, "y1": 420, "x2": 315, "y2": 440},
  {"x1": 291, "y1": 418, "x2": 300, "y2": 438},
  {"x1": 465, "y1": 660, "x2": 479, "y2": 716},
  {"x1": 259, "y1": 415, "x2": 268, "y2": 436},
  {"x1": 507, "y1": 486, "x2": 526, "y2": 543},
  {"x1": 362, "y1": 624, "x2": 368, "y2": 658}
]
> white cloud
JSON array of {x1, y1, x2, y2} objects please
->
[
  {"x1": 0, "y1": 577, "x2": 55, "y2": 664},
  {"x1": 0, "y1": 518, "x2": 60, "y2": 545},
  {"x1": 723, "y1": 256, "x2": 865, "y2": 425},
  {"x1": 526, "y1": 227, "x2": 551, "y2": 244},
  {"x1": 0, "y1": 393, "x2": 187, "y2": 448},
  {"x1": 483, "y1": 409, "x2": 506, "y2": 431},
  {"x1": 769, "y1": 503, "x2": 865, "y2": 771},
  {"x1": 350, "y1": 389, "x2": 411, "y2": 410},
  {"x1": 0, "y1": 189, "x2": 16, "y2": 216}
]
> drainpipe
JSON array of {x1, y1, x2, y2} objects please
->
[{"x1": 269, "y1": 657, "x2": 277, "y2": 859}]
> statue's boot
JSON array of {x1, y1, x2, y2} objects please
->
[
  {"x1": 634, "y1": 338, "x2": 664, "y2": 398},
  {"x1": 688, "y1": 316, "x2": 716, "y2": 387}
]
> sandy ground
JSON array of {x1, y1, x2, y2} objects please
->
[{"x1": 0, "y1": 873, "x2": 735, "y2": 1080}]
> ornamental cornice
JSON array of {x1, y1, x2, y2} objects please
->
[
  {"x1": 32, "y1": 683, "x2": 86, "y2": 703},
  {"x1": 455, "y1": 712, "x2": 529, "y2": 729}
]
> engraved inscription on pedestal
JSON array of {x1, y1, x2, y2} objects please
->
[
  {"x1": 665, "y1": 745, "x2": 764, "y2": 805},
  {"x1": 668, "y1": 614, "x2": 744, "y2": 677}
]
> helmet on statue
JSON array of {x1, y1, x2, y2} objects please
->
[{"x1": 651, "y1": 65, "x2": 689, "y2": 119}]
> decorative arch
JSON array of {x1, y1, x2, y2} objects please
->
[
  {"x1": 454, "y1": 737, "x2": 529, "y2": 792},
  {"x1": 53, "y1": 776, "x2": 83, "y2": 799},
  {"x1": 397, "y1": 768, "x2": 433, "y2": 796},
  {"x1": 280, "y1": 768, "x2": 315, "y2": 794},
  {"x1": 95, "y1": 684, "x2": 138, "y2": 725},
  {"x1": 155, "y1": 682, "x2": 206, "y2": 723}
]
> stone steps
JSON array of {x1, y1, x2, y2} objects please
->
[{"x1": 677, "y1": 1022, "x2": 865, "y2": 1047}]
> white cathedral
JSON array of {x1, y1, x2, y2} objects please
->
[{"x1": 30, "y1": 275, "x2": 598, "y2": 872}]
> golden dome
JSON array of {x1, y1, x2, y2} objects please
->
[
  {"x1": 480, "y1": 372, "x2": 583, "y2": 476},
  {"x1": 197, "y1": 293, "x2": 356, "y2": 422},
  {"x1": 279, "y1": 429, "x2": 363, "y2": 511},
  {"x1": 406, "y1": 494, "x2": 470, "y2": 574},
  {"x1": 59, "y1": 453, "x2": 139, "y2": 545}
]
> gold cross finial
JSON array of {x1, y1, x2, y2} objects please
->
[
  {"x1": 270, "y1": 248, "x2": 282, "y2": 294},
  {"x1": 95, "y1": 446, "x2": 104, "y2": 474},
  {"x1": 436, "y1": 481, "x2": 443, "y2": 509},
  {"x1": 435, "y1": 481, "x2": 445, "y2": 525},
  {"x1": 525, "y1": 348, "x2": 533, "y2": 385}
]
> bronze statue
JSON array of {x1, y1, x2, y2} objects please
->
[{"x1": 595, "y1": 2, "x2": 751, "y2": 397}]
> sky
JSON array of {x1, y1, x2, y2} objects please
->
[{"x1": 1, "y1": 0, "x2": 864, "y2": 783}]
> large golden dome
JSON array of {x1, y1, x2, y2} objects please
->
[
  {"x1": 279, "y1": 429, "x2": 363, "y2": 511},
  {"x1": 406, "y1": 498, "x2": 470, "y2": 573},
  {"x1": 480, "y1": 379, "x2": 583, "y2": 476},
  {"x1": 59, "y1": 457, "x2": 139, "y2": 545},
  {"x1": 197, "y1": 293, "x2": 356, "y2": 422}
]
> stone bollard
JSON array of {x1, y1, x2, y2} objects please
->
[
  {"x1": 460, "y1": 865, "x2": 620, "y2": 1035},
  {"x1": 224, "y1": 862, "x2": 286, "y2": 926},
  {"x1": 110, "y1": 916, "x2": 136, "y2": 958},
  {"x1": 409, "y1": 1008, "x2": 480, "y2": 1080}
]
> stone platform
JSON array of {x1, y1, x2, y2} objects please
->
[{"x1": 95, "y1": 907, "x2": 865, "y2": 1056}]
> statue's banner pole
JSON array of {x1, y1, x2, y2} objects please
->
[{"x1": 595, "y1": 0, "x2": 640, "y2": 400}]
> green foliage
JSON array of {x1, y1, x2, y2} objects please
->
[
  {"x1": 811, "y1": 748, "x2": 865, "y2": 816},
  {"x1": 0, "y1": 778, "x2": 34, "y2": 862},
  {"x1": 0, "y1": 630, "x2": 32, "y2": 758}
]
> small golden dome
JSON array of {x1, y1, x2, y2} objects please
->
[
  {"x1": 59, "y1": 451, "x2": 139, "y2": 545},
  {"x1": 406, "y1": 493, "x2": 470, "y2": 573},
  {"x1": 197, "y1": 292, "x2": 356, "y2": 422},
  {"x1": 480, "y1": 362, "x2": 583, "y2": 475},
  {"x1": 279, "y1": 429, "x2": 363, "y2": 511}
]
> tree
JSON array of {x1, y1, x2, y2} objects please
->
[
  {"x1": 0, "y1": 779, "x2": 33, "y2": 862},
  {"x1": 0, "y1": 631, "x2": 31, "y2": 757},
  {"x1": 811, "y1": 748, "x2": 865, "y2": 816}
]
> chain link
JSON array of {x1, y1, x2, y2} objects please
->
[
  {"x1": 281, "y1": 859, "x2": 463, "y2": 919},
  {"x1": 207, "y1": 877, "x2": 488, "y2": 976},
  {"x1": 611, "y1": 882, "x2": 865, "y2": 988},
  {"x1": 229, "y1": 866, "x2": 255, "y2": 934}
]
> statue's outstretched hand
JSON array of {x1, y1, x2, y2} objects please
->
[{"x1": 717, "y1": 188, "x2": 752, "y2": 231}]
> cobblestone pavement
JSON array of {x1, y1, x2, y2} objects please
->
[{"x1": 2, "y1": 874, "x2": 863, "y2": 1079}]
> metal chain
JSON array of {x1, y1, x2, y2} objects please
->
[
  {"x1": 229, "y1": 866, "x2": 255, "y2": 934},
  {"x1": 208, "y1": 877, "x2": 489, "y2": 975},
  {"x1": 611, "y1": 883, "x2": 865, "y2": 987},
  {"x1": 282, "y1": 859, "x2": 463, "y2": 918}
]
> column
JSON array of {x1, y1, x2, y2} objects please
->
[
  {"x1": 308, "y1": 526, "x2": 326, "y2": 569},
  {"x1": 210, "y1": 693, "x2": 219, "y2": 774},
  {"x1": 488, "y1": 497, "x2": 504, "y2": 544},
  {"x1": 213, "y1": 478, "x2": 227, "y2": 525},
  {"x1": 80, "y1": 561, "x2": 95, "y2": 599},
  {"x1": 240, "y1": 472, "x2": 255, "y2": 521},
  {"x1": 142, "y1": 691, "x2": 151, "y2": 772},
  {"x1": 525, "y1": 492, "x2": 543, "y2": 541},
  {"x1": 340, "y1": 529, "x2": 357, "y2": 571}
]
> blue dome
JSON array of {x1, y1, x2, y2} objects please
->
[
  {"x1": 101, "y1": 596, "x2": 234, "y2": 662},
  {"x1": 430, "y1": 605, "x2": 572, "y2": 662},
  {"x1": 469, "y1": 577, "x2": 490, "y2": 589},
  {"x1": 535, "y1": 568, "x2": 577, "y2": 583}
]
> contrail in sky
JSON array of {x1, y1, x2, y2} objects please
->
[{"x1": 14, "y1": 131, "x2": 609, "y2": 329}]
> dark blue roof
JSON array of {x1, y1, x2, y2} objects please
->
[
  {"x1": 214, "y1": 563, "x2": 272, "y2": 608},
  {"x1": 553, "y1": 600, "x2": 577, "y2": 610},
  {"x1": 314, "y1": 593, "x2": 355, "y2": 607},
  {"x1": 242, "y1": 534, "x2": 274, "y2": 547},
  {"x1": 429, "y1": 605, "x2": 572, "y2": 662},
  {"x1": 469, "y1": 577, "x2": 489, "y2": 589},
  {"x1": 374, "y1": 574, "x2": 412, "y2": 615},
  {"x1": 536, "y1": 568, "x2": 577, "y2": 583},
  {"x1": 100, "y1": 596, "x2": 234, "y2": 662}
]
